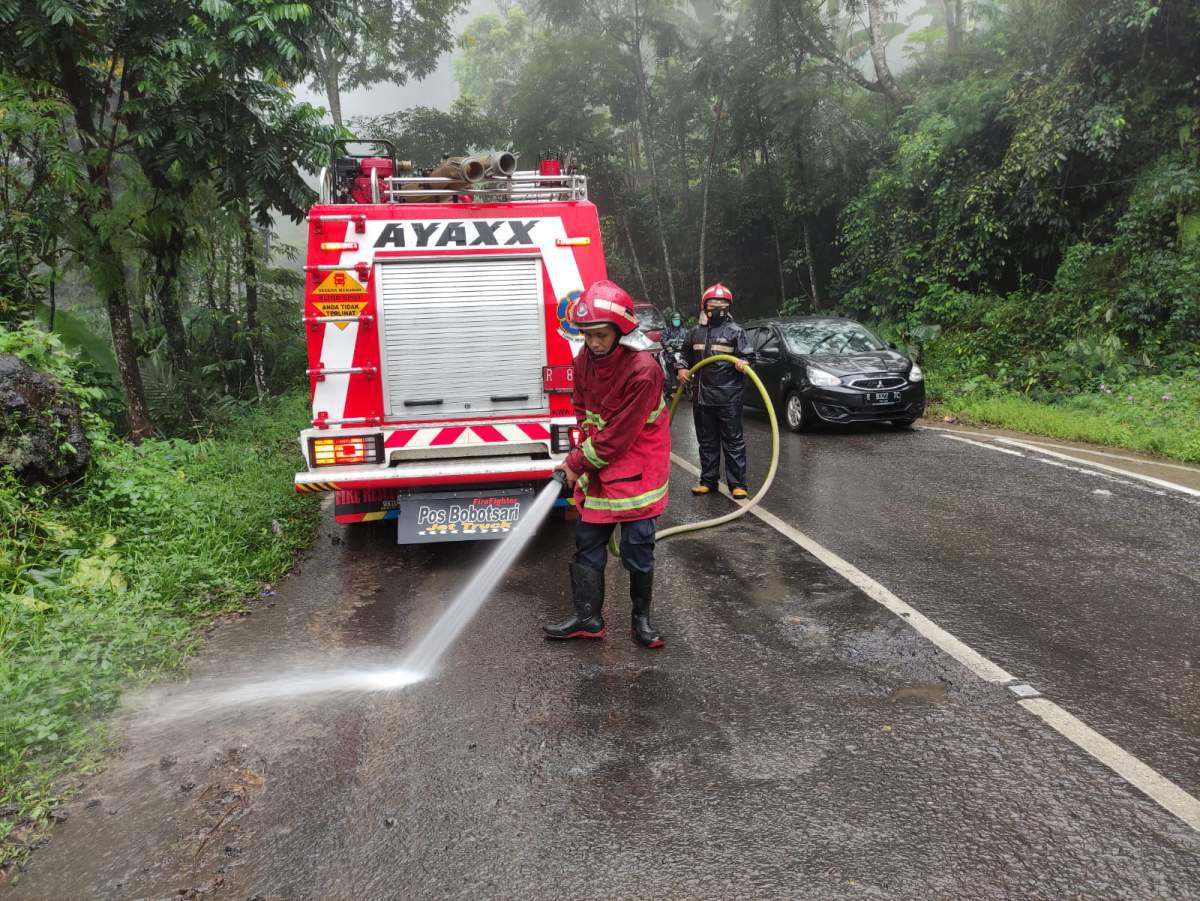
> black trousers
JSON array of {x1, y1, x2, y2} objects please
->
[
  {"x1": 694, "y1": 402, "x2": 748, "y2": 490},
  {"x1": 575, "y1": 518, "x2": 657, "y2": 574}
]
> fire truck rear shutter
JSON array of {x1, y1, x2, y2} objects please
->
[{"x1": 376, "y1": 257, "x2": 547, "y2": 418}]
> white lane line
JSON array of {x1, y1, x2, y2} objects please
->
[
  {"x1": 1020, "y1": 698, "x2": 1200, "y2": 832},
  {"x1": 670, "y1": 454, "x2": 1014, "y2": 683},
  {"x1": 1007, "y1": 440, "x2": 1200, "y2": 474},
  {"x1": 921, "y1": 426, "x2": 1200, "y2": 475},
  {"x1": 995, "y1": 438, "x2": 1200, "y2": 498},
  {"x1": 937, "y1": 434, "x2": 1164, "y2": 494},
  {"x1": 919, "y1": 425, "x2": 1008, "y2": 440},
  {"x1": 939, "y1": 433, "x2": 1026, "y2": 457},
  {"x1": 669, "y1": 453, "x2": 1200, "y2": 833}
]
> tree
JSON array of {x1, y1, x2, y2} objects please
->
[
  {"x1": 1, "y1": 0, "x2": 342, "y2": 436},
  {"x1": 453, "y1": 8, "x2": 534, "y2": 119},
  {"x1": 309, "y1": 0, "x2": 469, "y2": 127}
]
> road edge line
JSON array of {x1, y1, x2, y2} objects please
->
[
  {"x1": 1020, "y1": 698, "x2": 1200, "y2": 832},
  {"x1": 995, "y1": 439, "x2": 1200, "y2": 498},
  {"x1": 669, "y1": 452, "x2": 1200, "y2": 833},
  {"x1": 670, "y1": 453, "x2": 1013, "y2": 683},
  {"x1": 938, "y1": 433, "x2": 1026, "y2": 457},
  {"x1": 920, "y1": 426, "x2": 1200, "y2": 475}
]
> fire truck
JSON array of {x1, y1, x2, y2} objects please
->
[{"x1": 295, "y1": 142, "x2": 619, "y2": 543}]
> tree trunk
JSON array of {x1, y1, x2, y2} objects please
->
[
  {"x1": 772, "y1": 223, "x2": 786, "y2": 311},
  {"x1": 622, "y1": 211, "x2": 650, "y2": 302},
  {"x1": 104, "y1": 269, "x2": 155, "y2": 440},
  {"x1": 865, "y1": 0, "x2": 903, "y2": 102},
  {"x1": 632, "y1": 54, "x2": 677, "y2": 311},
  {"x1": 803, "y1": 217, "x2": 821, "y2": 310},
  {"x1": 317, "y1": 47, "x2": 344, "y2": 128},
  {"x1": 942, "y1": 0, "x2": 960, "y2": 52},
  {"x1": 698, "y1": 96, "x2": 725, "y2": 295},
  {"x1": 240, "y1": 212, "x2": 268, "y2": 402}
]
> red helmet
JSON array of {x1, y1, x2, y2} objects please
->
[
  {"x1": 570, "y1": 280, "x2": 639, "y2": 335},
  {"x1": 701, "y1": 282, "x2": 733, "y2": 311}
]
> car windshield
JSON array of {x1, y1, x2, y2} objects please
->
[
  {"x1": 635, "y1": 307, "x2": 665, "y2": 329},
  {"x1": 778, "y1": 321, "x2": 885, "y2": 355}
]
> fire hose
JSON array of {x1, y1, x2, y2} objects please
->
[{"x1": 585, "y1": 354, "x2": 781, "y2": 556}]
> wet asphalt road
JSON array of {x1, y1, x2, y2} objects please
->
[{"x1": 6, "y1": 413, "x2": 1200, "y2": 899}]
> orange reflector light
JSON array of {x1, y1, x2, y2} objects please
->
[
  {"x1": 320, "y1": 242, "x2": 360, "y2": 251},
  {"x1": 311, "y1": 435, "x2": 380, "y2": 466},
  {"x1": 555, "y1": 237, "x2": 592, "y2": 247}
]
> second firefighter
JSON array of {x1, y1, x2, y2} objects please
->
[{"x1": 676, "y1": 282, "x2": 754, "y2": 499}]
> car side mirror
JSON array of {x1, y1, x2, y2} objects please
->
[{"x1": 758, "y1": 346, "x2": 781, "y2": 361}]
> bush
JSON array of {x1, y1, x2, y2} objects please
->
[{"x1": 0, "y1": 334, "x2": 320, "y2": 866}]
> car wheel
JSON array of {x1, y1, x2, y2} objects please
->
[
  {"x1": 892, "y1": 418, "x2": 917, "y2": 430},
  {"x1": 783, "y1": 389, "x2": 811, "y2": 433}
]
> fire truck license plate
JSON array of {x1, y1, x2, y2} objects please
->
[{"x1": 397, "y1": 489, "x2": 537, "y2": 543}]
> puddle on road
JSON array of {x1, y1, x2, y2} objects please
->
[{"x1": 887, "y1": 683, "x2": 949, "y2": 704}]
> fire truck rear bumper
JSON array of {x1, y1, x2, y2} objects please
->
[{"x1": 294, "y1": 456, "x2": 561, "y2": 493}]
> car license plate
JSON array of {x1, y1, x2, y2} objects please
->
[
  {"x1": 397, "y1": 488, "x2": 536, "y2": 543},
  {"x1": 869, "y1": 391, "x2": 901, "y2": 405}
]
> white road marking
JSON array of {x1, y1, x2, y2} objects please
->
[
  {"x1": 669, "y1": 452, "x2": 1200, "y2": 832},
  {"x1": 1020, "y1": 698, "x2": 1200, "y2": 832},
  {"x1": 1007, "y1": 440, "x2": 1200, "y2": 474},
  {"x1": 936, "y1": 433, "x2": 1166, "y2": 495},
  {"x1": 670, "y1": 454, "x2": 1014, "y2": 684},
  {"x1": 995, "y1": 438, "x2": 1200, "y2": 498},
  {"x1": 921, "y1": 426, "x2": 1200, "y2": 475},
  {"x1": 938, "y1": 433, "x2": 1026, "y2": 457}
]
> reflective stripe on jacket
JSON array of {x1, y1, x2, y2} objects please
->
[{"x1": 564, "y1": 344, "x2": 671, "y2": 524}]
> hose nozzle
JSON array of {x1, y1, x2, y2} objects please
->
[{"x1": 551, "y1": 468, "x2": 570, "y2": 497}]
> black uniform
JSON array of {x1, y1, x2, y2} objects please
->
[{"x1": 676, "y1": 317, "x2": 755, "y2": 491}]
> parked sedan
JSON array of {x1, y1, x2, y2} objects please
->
[
  {"x1": 742, "y1": 317, "x2": 926, "y2": 431},
  {"x1": 633, "y1": 302, "x2": 666, "y2": 344}
]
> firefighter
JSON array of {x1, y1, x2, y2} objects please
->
[
  {"x1": 660, "y1": 309, "x2": 688, "y2": 399},
  {"x1": 675, "y1": 283, "x2": 754, "y2": 499},
  {"x1": 544, "y1": 280, "x2": 671, "y2": 649}
]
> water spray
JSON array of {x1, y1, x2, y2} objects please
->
[{"x1": 162, "y1": 357, "x2": 776, "y2": 716}]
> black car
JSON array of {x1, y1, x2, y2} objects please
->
[{"x1": 742, "y1": 317, "x2": 926, "y2": 431}]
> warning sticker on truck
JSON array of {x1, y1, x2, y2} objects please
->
[
  {"x1": 312, "y1": 298, "x2": 368, "y2": 329},
  {"x1": 313, "y1": 270, "x2": 366, "y2": 294}
]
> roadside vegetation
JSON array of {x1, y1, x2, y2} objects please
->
[
  {"x1": 0, "y1": 327, "x2": 320, "y2": 868},
  {"x1": 926, "y1": 367, "x2": 1200, "y2": 462}
]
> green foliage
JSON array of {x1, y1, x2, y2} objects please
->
[
  {"x1": 928, "y1": 368, "x2": 1200, "y2": 463},
  {"x1": 453, "y1": 8, "x2": 533, "y2": 118},
  {"x1": 353, "y1": 97, "x2": 511, "y2": 165},
  {"x1": 0, "y1": 362, "x2": 320, "y2": 865}
]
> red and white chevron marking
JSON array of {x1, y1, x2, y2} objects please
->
[{"x1": 385, "y1": 422, "x2": 552, "y2": 450}]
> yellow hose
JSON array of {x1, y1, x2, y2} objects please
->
[{"x1": 607, "y1": 353, "x2": 781, "y2": 556}]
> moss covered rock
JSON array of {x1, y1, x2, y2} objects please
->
[{"x1": 0, "y1": 354, "x2": 90, "y2": 484}]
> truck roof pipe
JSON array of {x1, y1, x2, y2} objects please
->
[{"x1": 483, "y1": 151, "x2": 517, "y2": 178}]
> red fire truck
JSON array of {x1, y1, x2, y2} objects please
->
[{"x1": 295, "y1": 143, "x2": 619, "y2": 543}]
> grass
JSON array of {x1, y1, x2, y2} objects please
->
[
  {"x1": 926, "y1": 369, "x2": 1200, "y2": 463},
  {"x1": 0, "y1": 392, "x2": 321, "y2": 869}
]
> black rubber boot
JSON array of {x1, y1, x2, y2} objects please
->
[
  {"x1": 543, "y1": 563, "x2": 606, "y2": 640},
  {"x1": 629, "y1": 569, "x2": 664, "y2": 649}
]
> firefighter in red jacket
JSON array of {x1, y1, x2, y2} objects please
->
[{"x1": 543, "y1": 280, "x2": 671, "y2": 649}]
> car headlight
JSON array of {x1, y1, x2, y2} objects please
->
[
  {"x1": 806, "y1": 365, "x2": 841, "y2": 387},
  {"x1": 908, "y1": 363, "x2": 924, "y2": 382}
]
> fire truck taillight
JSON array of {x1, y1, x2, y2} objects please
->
[
  {"x1": 551, "y1": 425, "x2": 583, "y2": 453},
  {"x1": 310, "y1": 434, "x2": 383, "y2": 466}
]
